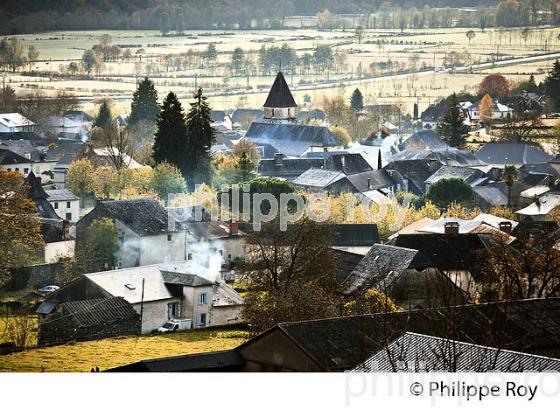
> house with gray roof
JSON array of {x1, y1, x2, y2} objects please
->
[
  {"x1": 76, "y1": 198, "x2": 187, "y2": 268},
  {"x1": 244, "y1": 122, "x2": 341, "y2": 157},
  {"x1": 401, "y1": 129, "x2": 448, "y2": 150},
  {"x1": 476, "y1": 142, "x2": 553, "y2": 166},
  {"x1": 45, "y1": 188, "x2": 80, "y2": 223},
  {"x1": 341, "y1": 244, "x2": 465, "y2": 309},
  {"x1": 258, "y1": 152, "x2": 372, "y2": 180},
  {"x1": 353, "y1": 332, "x2": 560, "y2": 372},
  {"x1": 389, "y1": 147, "x2": 485, "y2": 167},
  {"x1": 424, "y1": 165, "x2": 487, "y2": 188},
  {"x1": 37, "y1": 261, "x2": 244, "y2": 336}
]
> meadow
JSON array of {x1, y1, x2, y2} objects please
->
[
  {"x1": 5, "y1": 25, "x2": 560, "y2": 116},
  {"x1": 0, "y1": 327, "x2": 248, "y2": 372}
]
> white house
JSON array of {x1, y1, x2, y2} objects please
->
[
  {"x1": 464, "y1": 100, "x2": 513, "y2": 123},
  {"x1": 76, "y1": 198, "x2": 187, "y2": 268},
  {"x1": 0, "y1": 148, "x2": 33, "y2": 176},
  {"x1": 45, "y1": 188, "x2": 80, "y2": 223},
  {"x1": 0, "y1": 113, "x2": 35, "y2": 133},
  {"x1": 83, "y1": 262, "x2": 243, "y2": 333}
]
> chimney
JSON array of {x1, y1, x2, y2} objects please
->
[
  {"x1": 229, "y1": 220, "x2": 239, "y2": 237},
  {"x1": 274, "y1": 153, "x2": 284, "y2": 166},
  {"x1": 444, "y1": 221, "x2": 459, "y2": 235},
  {"x1": 62, "y1": 219, "x2": 70, "y2": 240},
  {"x1": 499, "y1": 221, "x2": 512, "y2": 235}
]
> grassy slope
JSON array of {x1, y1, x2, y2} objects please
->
[{"x1": 0, "y1": 329, "x2": 247, "y2": 372}]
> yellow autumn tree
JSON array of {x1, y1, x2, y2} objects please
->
[
  {"x1": 0, "y1": 169, "x2": 44, "y2": 286},
  {"x1": 480, "y1": 94, "x2": 493, "y2": 124}
]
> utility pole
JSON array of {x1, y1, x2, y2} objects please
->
[{"x1": 140, "y1": 277, "x2": 145, "y2": 326}]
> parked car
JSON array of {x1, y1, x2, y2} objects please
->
[
  {"x1": 38, "y1": 285, "x2": 60, "y2": 294},
  {"x1": 157, "y1": 318, "x2": 192, "y2": 333}
]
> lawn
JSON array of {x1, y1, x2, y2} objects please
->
[{"x1": 0, "y1": 328, "x2": 248, "y2": 372}]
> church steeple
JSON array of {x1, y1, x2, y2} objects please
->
[{"x1": 263, "y1": 71, "x2": 298, "y2": 123}]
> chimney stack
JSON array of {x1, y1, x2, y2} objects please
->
[
  {"x1": 444, "y1": 221, "x2": 459, "y2": 235},
  {"x1": 274, "y1": 153, "x2": 284, "y2": 166},
  {"x1": 499, "y1": 221, "x2": 512, "y2": 235},
  {"x1": 229, "y1": 220, "x2": 239, "y2": 237}
]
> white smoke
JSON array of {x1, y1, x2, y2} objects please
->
[{"x1": 185, "y1": 235, "x2": 223, "y2": 282}]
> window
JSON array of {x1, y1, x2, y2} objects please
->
[
  {"x1": 187, "y1": 253, "x2": 193, "y2": 261},
  {"x1": 54, "y1": 202, "x2": 59, "y2": 209},
  {"x1": 197, "y1": 313, "x2": 206, "y2": 327},
  {"x1": 66, "y1": 201, "x2": 71, "y2": 208},
  {"x1": 23, "y1": 168, "x2": 29, "y2": 174},
  {"x1": 65, "y1": 213, "x2": 72, "y2": 221},
  {"x1": 198, "y1": 293, "x2": 207, "y2": 305},
  {"x1": 167, "y1": 303, "x2": 178, "y2": 319},
  {"x1": 218, "y1": 249, "x2": 223, "y2": 256},
  {"x1": 167, "y1": 234, "x2": 172, "y2": 242}
]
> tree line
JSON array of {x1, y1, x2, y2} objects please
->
[{"x1": 1, "y1": 1, "x2": 557, "y2": 34}]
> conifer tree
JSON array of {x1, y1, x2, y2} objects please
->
[
  {"x1": 152, "y1": 92, "x2": 189, "y2": 178},
  {"x1": 436, "y1": 93, "x2": 469, "y2": 148},
  {"x1": 544, "y1": 59, "x2": 560, "y2": 111},
  {"x1": 94, "y1": 100, "x2": 113, "y2": 129},
  {"x1": 184, "y1": 88, "x2": 215, "y2": 188},
  {"x1": 350, "y1": 88, "x2": 364, "y2": 111},
  {"x1": 128, "y1": 77, "x2": 159, "y2": 128}
]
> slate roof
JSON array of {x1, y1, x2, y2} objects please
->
[
  {"x1": 239, "y1": 223, "x2": 380, "y2": 247},
  {"x1": 244, "y1": 123, "x2": 339, "y2": 157},
  {"x1": 55, "y1": 297, "x2": 138, "y2": 327},
  {"x1": 0, "y1": 131, "x2": 43, "y2": 144},
  {"x1": 393, "y1": 233, "x2": 494, "y2": 279},
  {"x1": 331, "y1": 224, "x2": 380, "y2": 247},
  {"x1": 333, "y1": 249, "x2": 365, "y2": 284},
  {"x1": 46, "y1": 188, "x2": 79, "y2": 202},
  {"x1": 516, "y1": 192, "x2": 560, "y2": 216},
  {"x1": 384, "y1": 159, "x2": 441, "y2": 195},
  {"x1": 161, "y1": 271, "x2": 214, "y2": 287},
  {"x1": 107, "y1": 349, "x2": 244, "y2": 372},
  {"x1": 353, "y1": 332, "x2": 560, "y2": 372},
  {"x1": 0, "y1": 148, "x2": 32, "y2": 165},
  {"x1": 259, "y1": 298, "x2": 560, "y2": 371},
  {"x1": 346, "y1": 170, "x2": 395, "y2": 192},
  {"x1": 258, "y1": 152, "x2": 372, "y2": 178},
  {"x1": 292, "y1": 168, "x2": 346, "y2": 188},
  {"x1": 425, "y1": 166, "x2": 485, "y2": 186},
  {"x1": 1, "y1": 140, "x2": 47, "y2": 162},
  {"x1": 473, "y1": 186, "x2": 508, "y2": 207},
  {"x1": 210, "y1": 110, "x2": 227, "y2": 123},
  {"x1": 85, "y1": 262, "x2": 217, "y2": 304},
  {"x1": 213, "y1": 282, "x2": 244, "y2": 307},
  {"x1": 389, "y1": 148, "x2": 485, "y2": 167},
  {"x1": 0, "y1": 113, "x2": 34, "y2": 128},
  {"x1": 342, "y1": 244, "x2": 432, "y2": 295},
  {"x1": 263, "y1": 71, "x2": 297, "y2": 108},
  {"x1": 84, "y1": 199, "x2": 171, "y2": 236},
  {"x1": 476, "y1": 143, "x2": 553, "y2": 165},
  {"x1": 401, "y1": 130, "x2": 448, "y2": 150}
]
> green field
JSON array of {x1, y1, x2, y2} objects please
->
[{"x1": 0, "y1": 328, "x2": 247, "y2": 372}]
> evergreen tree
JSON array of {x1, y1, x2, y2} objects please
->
[
  {"x1": 544, "y1": 60, "x2": 560, "y2": 111},
  {"x1": 350, "y1": 88, "x2": 364, "y2": 111},
  {"x1": 184, "y1": 88, "x2": 215, "y2": 188},
  {"x1": 234, "y1": 152, "x2": 256, "y2": 183},
  {"x1": 128, "y1": 77, "x2": 159, "y2": 128},
  {"x1": 152, "y1": 92, "x2": 189, "y2": 178},
  {"x1": 436, "y1": 93, "x2": 469, "y2": 148},
  {"x1": 94, "y1": 100, "x2": 113, "y2": 129},
  {"x1": 527, "y1": 74, "x2": 537, "y2": 92}
]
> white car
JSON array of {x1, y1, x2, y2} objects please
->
[{"x1": 38, "y1": 285, "x2": 60, "y2": 294}]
